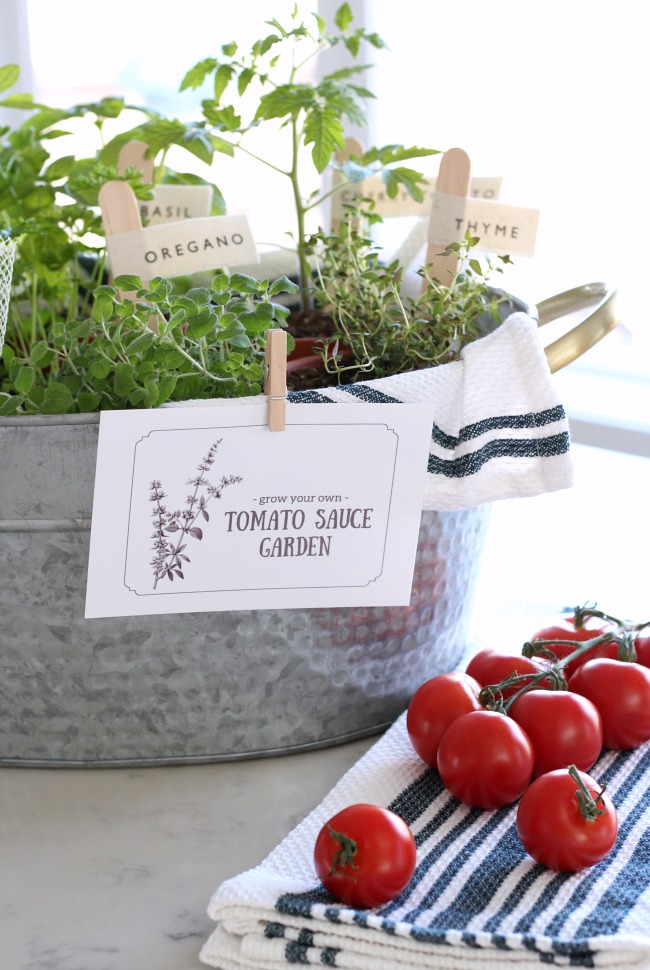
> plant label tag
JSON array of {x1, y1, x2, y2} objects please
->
[
  {"x1": 428, "y1": 192, "x2": 539, "y2": 257},
  {"x1": 105, "y1": 214, "x2": 258, "y2": 279},
  {"x1": 84, "y1": 401, "x2": 434, "y2": 618},
  {"x1": 330, "y1": 175, "x2": 502, "y2": 220},
  {"x1": 138, "y1": 184, "x2": 212, "y2": 225}
]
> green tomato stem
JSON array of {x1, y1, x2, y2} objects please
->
[
  {"x1": 568, "y1": 764, "x2": 608, "y2": 821},
  {"x1": 327, "y1": 825, "x2": 358, "y2": 877},
  {"x1": 479, "y1": 632, "x2": 620, "y2": 713}
]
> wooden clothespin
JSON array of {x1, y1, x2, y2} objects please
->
[
  {"x1": 264, "y1": 329, "x2": 287, "y2": 432},
  {"x1": 117, "y1": 140, "x2": 154, "y2": 182},
  {"x1": 423, "y1": 147, "x2": 471, "y2": 288}
]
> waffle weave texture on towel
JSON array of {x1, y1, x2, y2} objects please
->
[
  {"x1": 170, "y1": 312, "x2": 574, "y2": 512},
  {"x1": 200, "y1": 715, "x2": 650, "y2": 970}
]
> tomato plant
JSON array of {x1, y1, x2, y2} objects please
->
[
  {"x1": 406, "y1": 672, "x2": 482, "y2": 767},
  {"x1": 465, "y1": 648, "x2": 551, "y2": 698},
  {"x1": 436, "y1": 710, "x2": 534, "y2": 809},
  {"x1": 569, "y1": 658, "x2": 650, "y2": 749},
  {"x1": 516, "y1": 766, "x2": 618, "y2": 871},
  {"x1": 313, "y1": 804, "x2": 416, "y2": 908},
  {"x1": 528, "y1": 614, "x2": 616, "y2": 679},
  {"x1": 509, "y1": 689, "x2": 603, "y2": 778}
]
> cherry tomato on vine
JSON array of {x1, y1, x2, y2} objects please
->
[
  {"x1": 569, "y1": 658, "x2": 650, "y2": 750},
  {"x1": 406, "y1": 672, "x2": 482, "y2": 767},
  {"x1": 633, "y1": 628, "x2": 650, "y2": 668},
  {"x1": 436, "y1": 710, "x2": 534, "y2": 809},
  {"x1": 313, "y1": 804, "x2": 416, "y2": 908},
  {"x1": 509, "y1": 689, "x2": 603, "y2": 778},
  {"x1": 516, "y1": 767, "x2": 618, "y2": 871},
  {"x1": 529, "y1": 614, "x2": 617, "y2": 679},
  {"x1": 465, "y1": 648, "x2": 551, "y2": 698}
]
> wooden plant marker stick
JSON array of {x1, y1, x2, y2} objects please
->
[
  {"x1": 117, "y1": 140, "x2": 154, "y2": 182},
  {"x1": 98, "y1": 180, "x2": 158, "y2": 331},
  {"x1": 332, "y1": 137, "x2": 364, "y2": 234},
  {"x1": 424, "y1": 147, "x2": 471, "y2": 288},
  {"x1": 264, "y1": 329, "x2": 288, "y2": 432}
]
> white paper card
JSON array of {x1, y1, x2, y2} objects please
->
[
  {"x1": 105, "y1": 214, "x2": 258, "y2": 280},
  {"x1": 138, "y1": 184, "x2": 212, "y2": 225},
  {"x1": 428, "y1": 192, "x2": 539, "y2": 256},
  {"x1": 84, "y1": 402, "x2": 434, "y2": 618},
  {"x1": 331, "y1": 175, "x2": 502, "y2": 219}
]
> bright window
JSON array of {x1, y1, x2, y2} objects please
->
[{"x1": 5, "y1": 0, "x2": 649, "y2": 447}]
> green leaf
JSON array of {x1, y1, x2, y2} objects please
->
[
  {"x1": 114, "y1": 363, "x2": 136, "y2": 397},
  {"x1": 255, "y1": 84, "x2": 314, "y2": 122},
  {"x1": 334, "y1": 3, "x2": 354, "y2": 31},
  {"x1": 0, "y1": 92, "x2": 36, "y2": 110},
  {"x1": 114, "y1": 274, "x2": 144, "y2": 292},
  {"x1": 124, "y1": 330, "x2": 156, "y2": 357},
  {"x1": 211, "y1": 273, "x2": 231, "y2": 293},
  {"x1": 0, "y1": 394, "x2": 23, "y2": 416},
  {"x1": 186, "y1": 286, "x2": 213, "y2": 306},
  {"x1": 77, "y1": 391, "x2": 102, "y2": 412},
  {"x1": 237, "y1": 67, "x2": 255, "y2": 97},
  {"x1": 186, "y1": 308, "x2": 217, "y2": 340},
  {"x1": 382, "y1": 166, "x2": 427, "y2": 201},
  {"x1": 213, "y1": 63, "x2": 234, "y2": 103},
  {"x1": 252, "y1": 33, "x2": 282, "y2": 58},
  {"x1": 157, "y1": 374, "x2": 178, "y2": 405},
  {"x1": 269, "y1": 276, "x2": 299, "y2": 297},
  {"x1": 90, "y1": 358, "x2": 112, "y2": 380},
  {"x1": 178, "y1": 126, "x2": 215, "y2": 165},
  {"x1": 44, "y1": 155, "x2": 76, "y2": 180},
  {"x1": 201, "y1": 100, "x2": 241, "y2": 134},
  {"x1": 29, "y1": 340, "x2": 53, "y2": 366},
  {"x1": 179, "y1": 58, "x2": 217, "y2": 92},
  {"x1": 15, "y1": 365, "x2": 35, "y2": 395},
  {"x1": 304, "y1": 105, "x2": 344, "y2": 173},
  {"x1": 229, "y1": 273, "x2": 261, "y2": 294},
  {"x1": 82, "y1": 96, "x2": 125, "y2": 119},
  {"x1": 42, "y1": 383, "x2": 74, "y2": 414},
  {"x1": 363, "y1": 144, "x2": 439, "y2": 166},
  {"x1": 92, "y1": 296, "x2": 115, "y2": 324},
  {"x1": 0, "y1": 64, "x2": 20, "y2": 93}
]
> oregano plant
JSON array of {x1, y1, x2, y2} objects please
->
[{"x1": 0, "y1": 272, "x2": 297, "y2": 414}]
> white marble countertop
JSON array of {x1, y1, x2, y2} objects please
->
[{"x1": 3, "y1": 443, "x2": 650, "y2": 970}]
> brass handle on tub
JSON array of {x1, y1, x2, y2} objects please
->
[{"x1": 537, "y1": 283, "x2": 620, "y2": 373}]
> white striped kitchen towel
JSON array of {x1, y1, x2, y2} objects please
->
[
  {"x1": 172, "y1": 312, "x2": 573, "y2": 512},
  {"x1": 200, "y1": 715, "x2": 650, "y2": 970}
]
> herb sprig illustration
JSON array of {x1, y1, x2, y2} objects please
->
[{"x1": 149, "y1": 440, "x2": 242, "y2": 589}]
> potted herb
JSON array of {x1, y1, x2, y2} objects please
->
[{"x1": 0, "y1": 5, "x2": 599, "y2": 768}]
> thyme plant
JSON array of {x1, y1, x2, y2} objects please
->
[{"x1": 309, "y1": 206, "x2": 514, "y2": 380}]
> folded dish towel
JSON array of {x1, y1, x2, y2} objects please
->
[
  {"x1": 200, "y1": 715, "x2": 650, "y2": 970},
  {"x1": 173, "y1": 312, "x2": 573, "y2": 512}
]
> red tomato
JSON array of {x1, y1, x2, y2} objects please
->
[
  {"x1": 436, "y1": 710, "x2": 534, "y2": 809},
  {"x1": 633, "y1": 628, "x2": 650, "y2": 668},
  {"x1": 517, "y1": 767, "x2": 618, "y2": 871},
  {"x1": 569, "y1": 658, "x2": 650, "y2": 750},
  {"x1": 529, "y1": 615, "x2": 617, "y2": 679},
  {"x1": 465, "y1": 648, "x2": 551, "y2": 698},
  {"x1": 509, "y1": 689, "x2": 603, "y2": 778},
  {"x1": 406, "y1": 672, "x2": 482, "y2": 767},
  {"x1": 313, "y1": 804, "x2": 416, "y2": 908}
]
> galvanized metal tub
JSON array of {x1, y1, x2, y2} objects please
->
[{"x1": 0, "y1": 412, "x2": 490, "y2": 766}]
